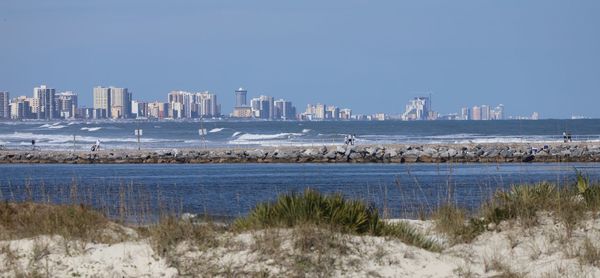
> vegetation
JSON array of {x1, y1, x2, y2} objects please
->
[
  {"x1": 434, "y1": 172, "x2": 600, "y2": 244},
  {"x1": 2, "y1": 174, "x2": 600, "y2": 276},
  {"x1": 0, "y1": 202, "x2": 110, "y2": 242},
  {"x1": 235, "y1": 188, "x2": 442, "y2": 251}
]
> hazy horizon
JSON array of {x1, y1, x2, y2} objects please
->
[{"x1": 1, "y1": 0, "x2": 599, "y2": 118}]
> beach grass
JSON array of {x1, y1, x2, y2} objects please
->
[{"x1": 433, "y1": 172, "x2": 600, "y2": 244}]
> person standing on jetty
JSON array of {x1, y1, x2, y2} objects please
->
[{"x1": 91, "y1": 139, "x2": 101, "y2": 151}]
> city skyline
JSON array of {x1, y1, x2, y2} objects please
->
[
  {"x1": 1, "y1": 83, "x2": 549, "y2": 121},
  {"x1": 1, "y1": 1, "x2": 599, "y2": 118}
]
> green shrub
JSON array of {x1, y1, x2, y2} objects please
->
[
  {"x1": 235, "y1": 189, "x2": 441, "y2": 251},
  {"x1": 234, "y1": 189, "x2": 382, "y2": 235}
]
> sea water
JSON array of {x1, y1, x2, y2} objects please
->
[{"x1": 0, "y1": 119, "x2": 599, "y2": 150}]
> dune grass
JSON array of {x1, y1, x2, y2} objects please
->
[
  {"x1": 0, "y1": 202, "x2": 109, "y2": 242},
  {"x1": 234, "y1": 188, "x2": 442, "y2": 252},
  {"x1": 434, "y1": 172, "x2": 600, "y2": 244}
]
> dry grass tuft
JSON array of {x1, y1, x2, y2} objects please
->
[{"x1": 0, "y1": 202, "x2": 109, "y2": 242}]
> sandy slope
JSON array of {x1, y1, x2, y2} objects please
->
[{"x1": 2, "y1": 216, "x2": 600, "y2": 277}]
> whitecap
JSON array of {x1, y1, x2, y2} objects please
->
[
  {"x1": 232, "y1": 132, "x2": 243, "y2": 137},
  {"x1": 234, "y1": 133, "x2": 302, "y2": 141},
  {"x1": 81, "y1": 127, "x2": 102, "y2": 131},
  {"x1": 209, "y1": 128, "x2": 225, "y2": 133},
  {"x1": 302, "y1": 129, "x2": 311, "y2": 133}
]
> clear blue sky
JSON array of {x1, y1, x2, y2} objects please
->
[{"x1": 1, "y1": 0, "x2": 599, "y2": 118}]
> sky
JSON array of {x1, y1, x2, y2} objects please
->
[{"x1": 1, "y1": 0, "x2": 599, "y2": 118}]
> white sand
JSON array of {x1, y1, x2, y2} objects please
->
[{"x1": 2, "y1": 215, "x2": 600, "y2": 277}]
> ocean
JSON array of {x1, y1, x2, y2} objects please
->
[
  {"x1": 0, "y1": 119, "x2": 599, "y2": 151},
  {"x1": 1, "y1": 163, "x2": 599, "y2": 219}
]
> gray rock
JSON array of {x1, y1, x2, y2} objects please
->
[
  {"x1": 345, "y1": 146, "x2": 356, "y2": 157},
  {"x1": 348, "y1": 152, "x2": 362, "y2": 160},
  {"x1": 245, "y1": 149, "x2": 266, "y2": 159},
  {"x1": 302, "y1": 148, "x2": 320, "y2": 156},
  {"x1": 325, "y1": 151, "x2": 337, "y2": 159}
]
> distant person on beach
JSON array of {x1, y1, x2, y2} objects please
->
[
  {"x1": 350, "y1": 134, "x2": 356, "y2": 146},
  {"x1": 91, "y1": 139, "x2": 101, "y2": 151},
  {"x1": 563, "y1": 132, "x2": 568, "y2": 143},
  {"x1": 31, "y1": 139, "x2": 36, "y2": 150},
  {"x1": 344, "y1": 135, "x2": 349, "y2": 145},
  {"x1": 567, "y1": 133, "x2": 572, "y2": 142}
]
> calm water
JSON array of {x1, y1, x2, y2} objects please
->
[
  {"x1": 0, "y1": 119, "x2": 599, "y2": 150},
  {"x1": 1, "y1": 163, "x2": 599, "y2": 219}
]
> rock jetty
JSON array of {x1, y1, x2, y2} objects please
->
[{"x1": 1, "y1": 143, "x2": 600, "y2": 164}]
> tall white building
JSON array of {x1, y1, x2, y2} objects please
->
[
  {"x1": 93, "y1": 86, "x2": 111, "y2": 118},
  {"x1": 56, "y1": 91, "x2": 78, "y2": 119},
  {"x1": 110, "y1": 87, "x2": 132, "y2": 119},
  {"x1": 481, "y1": 105, "x2": 490, "y2": 120},
  {"x1": 402, "y1": 97, "x2": 430, "y2": 121},
  {"x1": 195, "y1": 91, "x2": 220, "y2": 117},
  {"x1": 33, "y1": 85, "x2": 56, "y2": 120}
]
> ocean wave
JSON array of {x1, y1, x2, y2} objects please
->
[
  {"x1": 234, "y1": 133, "x2": 303, "y2": 141},
  {"x1": 0, "y1": 132, "x2": 173, "y2": 145},
  {"x1": 209, "y1": 128, "x2": 225, "y2": 133},
  {"x1": 302, "y1": 129, "x2": 311, "y2": 133},
  {"x1": 48, "y1": 125, "x2": 67, "y2": 129},
  {"x1": 232, "y1": 132, "x2": 243, "y2": 137},
  {"x1": 81, "y1": 127, "x2": 102, "y2": 131}
]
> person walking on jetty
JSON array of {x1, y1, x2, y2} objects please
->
[{"x1": 31, "y1": 139, "x2": 36, "y2": 151}]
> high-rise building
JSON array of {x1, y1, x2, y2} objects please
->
[
  {"x1": 492, "y1": 104, "x2": 504, "y2": 120},
  {"x1": 93, "y1": 86, "x2": 111, "y2": 118},
  {"x1": 56, "y1": 91, "x2": 78, "y2": 119},
  {"x1": 340, "y1": 108, "x2": 352, "y2": 120},
  {"x1": 234, "y1": 87, "x2": 247, "y2": 107},
  {"x1": 481, "y1": 105, "x2": 490, "y2": 120},
  {"x1": 147, "y1": 101, "x2": 168, "y2": 119},
  {"x1": 110, "y1": 87, "x2": 132, "y2": 119},
  {"x1": 10, "y1": 96, "x2": 30, "y2": 120},
  {"x1": 274, "y1": 99, "x2": 295, "y2": 120},
  {"x1": 401, "y1": 97, "x2": 430, "y2": 121},
  {"x1": 260, "y1": 95, "x2": 274, "y2": 119},
  {"x1": 471, "y1": 106, "x2": 481, "y2": 120},
  {"x1": 168, "y1": 91, "x2": 195, "y2": 118},
  {"x1": 131, "y1": 100, "x2": 148, "y2": 118},
  {"x1": 460, "y1": 107, "x2": 470, "y2": 120},
  {"x1": 250, "y1": 97, "x2": 261, "y2": 118},
  {"x1": 195, "y1": 91, "x2": 219, "y2": 117},
  {"x1": 315, "y1": 103, "x2": 326, "y2": 119},
  {"x1": 531, "y1": 112, "x2": 539, "y2": 120},
  {"x1": 327, "y1": 106, "x2": 340, "y2": 119},
  {"x1": 33, "y1": 85, "x2": 56, "y2": 120},
  {"x1": 0, "y1": 92, "x2": 9, "y2": 119}
]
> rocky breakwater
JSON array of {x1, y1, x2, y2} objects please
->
[{"x1": 1, "y1": 143, "x2": 600, "y2": 164}]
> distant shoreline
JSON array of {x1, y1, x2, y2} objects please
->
[{"x1": 1, "y1": 142, "x2": 599, "y2": 164}]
